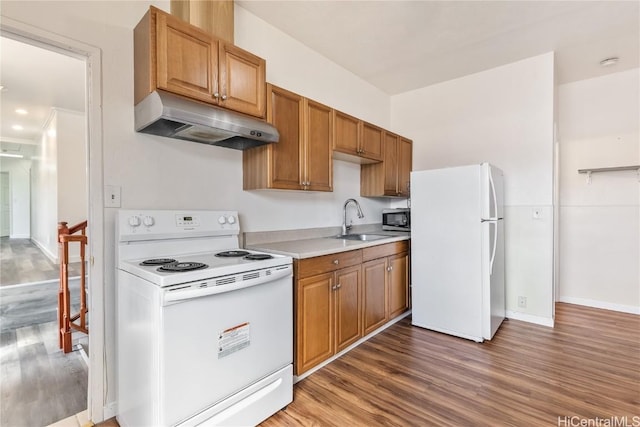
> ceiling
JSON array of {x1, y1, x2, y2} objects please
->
[
  {"x1": 237, "y1": 0, "x2": 639, "y2": 95},
  {"x1": 0, "y1": 36, "x2": 85, "y2": 156},
  {"x1": 0, "y1": 1, "x2": 638, "y2": 156}
]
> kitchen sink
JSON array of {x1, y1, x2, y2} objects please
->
[{"x1": 330, "y1": 233, "x2": 389, "y2": 241}]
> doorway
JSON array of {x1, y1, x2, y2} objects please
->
[{"x1": 0, "y1": 27, "x2": 101, "y2": 425}]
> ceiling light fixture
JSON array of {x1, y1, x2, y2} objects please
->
[
  {"x1": 0, "y1": 153, "x2": 24, "y2": 158},
  {"x1": 12, "y1": 125, "x2": 24, "y2": 131},
  {"x1": 599, "y1": 57, "x2": 619, "y2": 67},
  {"x1": 15, "y1": 108, "x2": 28, "y2": 115}
]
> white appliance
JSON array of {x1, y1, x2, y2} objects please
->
[
  {"x1": 116, "y1": 210, "x2": 293, "y2": 427},
  {"x1": 410, "y1": 163, "x2": 505, "y2": 342}
]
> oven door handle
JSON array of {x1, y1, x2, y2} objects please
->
[{"x1": 162, "y1": 265, "x2": 292, "y2": 305}]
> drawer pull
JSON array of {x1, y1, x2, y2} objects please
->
[{"x1": 333, "y1": 260, "x2": 339, "y2": 265}]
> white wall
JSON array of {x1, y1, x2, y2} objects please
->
[
  {"x1": 30, "y1": 109, "x2": 87, "y2": 262},
  {"x1": 557, "y1": 68, "x2": 640, "y2": 314},
  {"x1": 31, "y1": 111, "x2": 59, "y2": 261},
  {"x1": 1, "y1": 1, "x2": 393, "y2": 416},
  {"x1": 391, "y1": 53, "x2": 556, "y2": 324},
  {"x1": 0, "y1": 157, "x2": 31, "y2": 238},
  {"x1": 57, "y1": 109, "x2": 87, "y2": 229}
]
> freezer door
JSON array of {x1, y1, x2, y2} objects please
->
[{"x1": 410, "y1": 165, "x2": 484, "y2": 342}]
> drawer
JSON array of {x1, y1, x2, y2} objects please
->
[
  {"x1": 296, "y1": 249, "x2": 362, "y2": 278},
  {"x1": 362, "y1": 240, "x2": 409, "y2": 262}
]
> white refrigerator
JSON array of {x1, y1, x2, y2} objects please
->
[{"x1": 410, "y1": 163, "x2": 505, "y2": 342}]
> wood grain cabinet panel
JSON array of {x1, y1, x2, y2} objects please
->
[
  {"x1": 362, "y1": 258, "x2": 388, "y2": 335},
  {"x1": 388, "y1": 252, "x2": 409, "y2": 318},
  {"x1": 243, "y1": 85, "x2": 332, "y2": 191},
  {"x1": 296, "y1": 273, "x2": 334, "y2": 374},
  {"x1": 294, "y1": 243, "x2": 410, "y2": 376},
  {"x1": 361, "y1": 132, "x2": 413, "y2": 198},
  {"x1": 334, "y1": 266, "x2": 362, "y2": 352},
  {"x1": 295, "y1": 253, "x2": 362, "y2": 375},
  {"x1": 134, "y1": 6, "x2": 266, "y2": 118},
  {"x1": 333, "y1": 111, "x2": 384, "y2": 164}
]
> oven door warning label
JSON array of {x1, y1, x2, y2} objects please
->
[{"x1": 218, "y1": 322, "x2": 250, "y2": 359}]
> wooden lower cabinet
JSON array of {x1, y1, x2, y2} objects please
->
[
  {"x1": 362, "y1": 258, "x2": 388, "y2": 335},
  {"x1": 334, "y1": 266, "x2": 362, "y2": 352},
  {"x1": 295, "y1": 241, "x2": 410, "y2": 376}
]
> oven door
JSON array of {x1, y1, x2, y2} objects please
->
[{"x1": 160, "y1": 269, "x2": 293, "y2": 425}]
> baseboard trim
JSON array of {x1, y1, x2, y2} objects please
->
[
  {"x1": 30, "y1": 238, "x2": 58, "y2": 263},
  {"x1": 103, "y1": 401, "x2": 117, "y2": 421},
  {"x1": 506, "y1": 310, "x2": 554, "y2": 327},
  {"x1": 558, "y1": 297, "x2": 640, "y2": 315},
  {"x1": 293, "y1": 310, "x2": 411, "y2": 383},
  {"x1": 9, "y1": 234, "x2": 30, "y2": 239}
]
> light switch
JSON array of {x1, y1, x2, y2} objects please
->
[{"x1": 105, "y1": 185, "x2": 121, "y2": 208}]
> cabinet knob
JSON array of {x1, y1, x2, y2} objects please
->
[
  {"x1": 387, "y1": 266, "x2": 393, "y2": 272},
  {"x1": 333, "y1": 259, "x2": 339, "y2": 265},
  {"x1": 213, "y1": 92, "x2": 220, "y2": 98},
  {"x1": 221, "y1": 94, "x2": 228, "y2": 100},
  {"x1": 332, "y1": 285, "x2": 337, "y2": 290},
  {"x1": 336, "y1": 284, "x2": 342, "y2": 289}
]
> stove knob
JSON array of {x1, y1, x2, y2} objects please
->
[
  {"x1": 143, "y1": 216, "x2": 155, "y2": 227},
  {"x1": 227, "y1": 215, "x2": 236, "y2": 224},
  {"x1": 218, "y1": 216, "x2": 227, "y2": 225},
  {"x1": 128, "y1": 215, "x2": 141, "y2": 227}
]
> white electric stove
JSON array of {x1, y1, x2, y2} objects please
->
[{"x1": 116, "y1": 210, "x2": 293, "y2": 427}]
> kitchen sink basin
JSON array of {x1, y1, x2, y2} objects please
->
[{"x1": 330, "y1": 233, "x2": 389, "y2": 241}]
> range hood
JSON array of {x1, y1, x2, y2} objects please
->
[{"x1": 134, "y1": 90, "x2": 279, "y2": 150}]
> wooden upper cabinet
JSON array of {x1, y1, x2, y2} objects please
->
[
  {"x1": 360, "y1": 122, "x2": 384, "y2": 162},
  {"x1": 155, "y1": 10, "x2": 218, "y2": 103},
  {"x1": 383, "y1": 133, "x2": 399, "y2": 195},
  {"x1": 243, "y1": 85, "x2": 332, "y2": 192},
  {"x1": 134, "y1": 6, "x2": 266, "y2": 118},
  {"x1": 332, "y1": 111, "x2": 383, "y2": 164},
  {"x1": 361, "y1": 132, "x2": 413, "y2": 198},
  {"x1": 218, "y1": 43, "x2": 266, "y2": 117},
  {"x1": 397, "y1": 137, "x2": 413, "y2": 197},
  {"x1": 304, "y1": 99, "x2": 333, "y2": 192}
]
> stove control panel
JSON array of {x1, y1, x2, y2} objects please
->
[
  {"x1": 176, "y1": 215, "x2": 200, "y2": 227},
  {"x1": 118, "y1": 210, "x2": 241, "y2": 242}
]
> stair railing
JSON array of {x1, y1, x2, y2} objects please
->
[{"x1": 57, "y1": 220, "x2": 88, "y2": 354}]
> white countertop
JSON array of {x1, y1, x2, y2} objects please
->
[{"x1": 246, "y1": 231, "x2": 410, "y2": 259}]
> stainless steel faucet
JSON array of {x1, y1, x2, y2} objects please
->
[{"x1": 342, "y1": 198, "x2": 364, "y2": 235}]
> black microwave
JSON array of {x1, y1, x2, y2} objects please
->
[{"x1": 382, "y1": 208, "x2": 410, "y2": 231}]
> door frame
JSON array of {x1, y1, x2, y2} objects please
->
[
  {"x1": 0, "y1": 171, "x2": 10, "y2": 237},
  {"x1": 0, "y1": 18, "x2": 106, "y2": 422}
]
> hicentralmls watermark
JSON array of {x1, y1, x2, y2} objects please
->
[{"x1": 557, "y1": 416, "x2": 640, "y2": 427}]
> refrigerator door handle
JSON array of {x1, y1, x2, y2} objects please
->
[
  {"x1": 489, "y1": 166, "x2": 498, "y2": 220},
  {"x1": 489, "y1": 221, "x2": 497, "y2": 275}
]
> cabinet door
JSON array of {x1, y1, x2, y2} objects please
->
[
  {"x1": 296, "y1": 273, "x2": 334, "y2": 375},
  {"x1": 335, "y1": 266, "x2": 362, "y2": 352},
  {"x1": 333, "y1": 110, "x2": 360, "y2": 156},
  {"x1": 155, "y1": 11, "x2": 218, "y2": 104},
  {"x1": 388, "y1": 253, "x2": 409, "y2": 319},
  {"x1": 362, "y1": 258, "x2": 388, "y2": 335},
  {"x1": 304, "y1": 99, "x2": 333, "y2": 192},
  {"x1": 218, "y1": 43, "x2": 266, "y2": 118},
  {"x1": 397, "y1": 138, "x2": 412, "y2": 197},
  {"x1": 267, "y1": 85, "x2": 304, "y2": 190},
  {"x1": 383, "y1": 132, "x2": 399, "y2": 196},
  {"x1": 360, "y1": 122, "x2": 384, "y2": 161}
]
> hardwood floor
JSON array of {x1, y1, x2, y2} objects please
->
[
  {"x1": 0, "y1": 237, "x2": 83, "y2": 287},
  {"x1": 0, "y1": 321, "x2": 88, "y2": 427},
  {"x1": 262, "y1": 303, "x2": 639, "y2": 426}
]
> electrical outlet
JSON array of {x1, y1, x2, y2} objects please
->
[
  {"x1": 105, "y1": 185, "x2": 121, "y2": 208},
  {"x1": 518, "y1": 296, "x2": 527, "y2": 308}
]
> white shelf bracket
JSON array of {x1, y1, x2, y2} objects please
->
[{"x1": 586, "y1": 171, "x2": 592, "y2": 185}]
